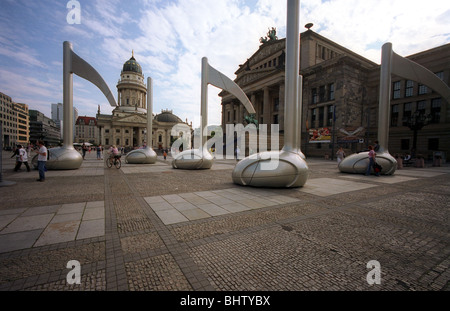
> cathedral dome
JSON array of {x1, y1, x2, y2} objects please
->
[
  {"x1": 155, "y1": 110, "x2": 183, "y2": 123},
  {"x1": 122, "y1": 52, "x2": 142, "y2": 74}
]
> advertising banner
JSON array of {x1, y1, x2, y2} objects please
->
[{"x1": 309, "y1": 127, "x2": 331, "y2": 143}]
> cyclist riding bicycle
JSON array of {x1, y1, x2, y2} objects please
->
[{"x1": 108, "y1": 145, "x2": 121, "y2": 159}]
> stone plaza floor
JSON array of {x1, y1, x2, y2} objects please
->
[{"x1": 0, "y1": 149, "x2": 449, "y2": 292}]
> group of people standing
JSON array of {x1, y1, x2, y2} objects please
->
[{"x1": 11, "y1": 140, "x2": 47, "y2": 182}]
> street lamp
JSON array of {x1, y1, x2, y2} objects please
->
[{"x1": 402, "y1": 110, "x2": 432, "y2": 157}]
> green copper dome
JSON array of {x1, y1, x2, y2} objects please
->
[{"x1": 122, "y1": 52, "x2": 142, "y2": 74}]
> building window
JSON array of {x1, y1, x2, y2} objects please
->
[
  {"x1": 328, "y1": 83, "x2": 335, "y2": 101},
  {"x1": 431, "y1": 98, "x2": 441, "y2": 123},
  {"x1": 319, "y1": 85, "x2": 326, "y2": 102},
  {"x1": 116, "y1": 139, "x2": 120, "y2": 145},
  {"x1": 273, "y1": 114, "x2": 279, "y2": 124},
  {"x1": 402, "y1": 102, "x2": 412, "y2": 126},
  {"x1": 116, "y1": 129, "x2": 120, "y2": 133},
  {"x1": 311, "y1": 108, "x2": 316, "y2": 127},
  {"x1": 428, "y1": 138, "x2": 439, "y2": 150},
  {"x1": 401, "y1": 139, "x2": 410, "y2": 150},
  {"x1": 393, "y1": 81, "x2": 401, "y2": 99},
  {"x1": 159, "y1": 134, "x2": 162, "y2": 143},
  {"x1": 436, "y1": 71, "x2": 444, "y2": 80},
  {"x1": 405, "y1": 80, "x2": 414, "y2": 97},
  {"x1": 312, "y1": 88, "x2": 318, "y2": 104},
  {"x1": 391, "y1": 104, "x2": 399, "y2": 127},
  {"x1": 227, "y1": 111, "x2": 231, "y2": 122},
  {"x1": 417, "y1": 100, "x2": 426, "y2": 114},
  {"x1": 273, "y1": 98, "x2": 279, "y2": 112},
  {"x1": 318, "y1": 107, "x2": 324, "y2": 128},
  {"x1": 418, "y1": 84, "x2": 428, "y2": 95},
  {"x1": 327, "y1": 105, "x2": 333, "y2": 127}
]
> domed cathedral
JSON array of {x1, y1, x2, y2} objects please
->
[{"x1": 96, "y1": 52, "x2": 192, "y2": 151}]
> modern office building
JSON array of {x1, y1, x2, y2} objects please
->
[
  {"x1": 29, "y1": 110, "x2": 61, "y2": 146},
  {"x1": 51, "y1": 102, "x2": 78, "y2": 140}
]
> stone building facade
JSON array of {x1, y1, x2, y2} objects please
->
[
  {"x1": 13, "y1": 102, "x2": 29, "y2": 147},
  {"x1": 96, "y1": 53, "x2": 192, "y2": 151},
  {"x1": 75, "y1": 116, "x2": 99, "y2": 145},
  {"x1": 221, "y1": 29, "x2": 450, "y2": 161},
  {"x1": 388, "y1": 44, "x2": 450, "y2": 162}
]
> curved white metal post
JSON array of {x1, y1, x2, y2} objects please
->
[
  {"x1": 41, "y1": 41, "x2": 118, "y2": 170},
  {"x1": 232, "y1": 0, "x2": 309, "y2": 188},
  {"x1": 172, "y1": 57, "x2": 256, "y2": 170},
  {"x1": 125, "y1": 77, "x2": 157, "y2": 164}
]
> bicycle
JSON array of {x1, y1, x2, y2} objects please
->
[{"x1": 106, "y1": 154, "x2": 122, "y2": 169}]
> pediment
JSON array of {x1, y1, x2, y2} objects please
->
[
  {"x1": 114, "y1": 113, "x2": 147, "y2": 124},
  {"x1": 235, "y1": 69, "x2": 279, "y2": 87},
  {"x1": 250, "y1": 40, "x2": 285, "y2": 65}
]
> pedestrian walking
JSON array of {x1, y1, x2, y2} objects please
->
[
  {"x1": 36, "y1": 140, "x2": 47, "y2": 182},
  {"x1": 11, "y1": 146, "x2": 20, "y2": 167},
  {"x1": 14, "y1": 145, "x2": 31, "y2": 172},
  {"x1": 82, "y1": 143, "x2": 87, "y2": 159},
  {"x1": 365, "y1": 145, "x2": 379, "y2": 176},
  {"x1": 96, "y1": 145, "x2": 103, "y2": 160},
  {"x1": 336, "y1": 147, "x2": 345, "y2": 166},
  {"x1": 163, "y1": 150, "x2": 167, "y2": 160}
]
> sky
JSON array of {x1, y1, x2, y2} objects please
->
[{"x1": 1, "y1": 0, "x2": 449, "y2": 128}]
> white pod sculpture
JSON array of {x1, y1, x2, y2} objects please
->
[{"x1": 232, "y1": 0, "x2": 309, "y2": 188}]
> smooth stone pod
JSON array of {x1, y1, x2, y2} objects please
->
[
  {"x1": 232, "y1": 150, "x2": 309, "y2": 188},
  {"x1": 171, "y1": 149, "x2": 213, "y2": 170},
  {"x1": 125, "y1": 147, "x2": 157, "y2": 164},
  {"x1": 338, "y1": 151, "x2": 397, "y2": 175},
  {"x1": 32, "y1": 147, "x2": 83, "y2": 170}
]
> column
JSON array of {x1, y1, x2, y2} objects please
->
[
  {"x1": 263, "y1": 86, "x2": 270, "y2": 126},
  {"x1": 279, "y1": 83, "x2": 285, "y2": 132}
]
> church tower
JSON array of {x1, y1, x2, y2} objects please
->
[{"x1": 116, "y1": 51, "x2": 147, "y2": 114}]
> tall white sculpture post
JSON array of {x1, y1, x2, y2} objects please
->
[
  {"x1": 232, "y1": 0, "x2": 309, "y2": 188},
  {"x1": 339, "y1": 42, "x2": 450, "y2": 175},
  {"x1": 125, "y1": 77, "x2": 158, "y2": 164},
  {"x1": 172, "y1": 57, "x2": 256, "y2": 170},
  {"x1": 36, "y1": 41, "x2": 117, "y2": 170}
]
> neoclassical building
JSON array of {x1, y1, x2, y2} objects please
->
[
  {"x1": 96, "y1": 53, "x2": 192, "y2": 150},
  {"x1": 221, "y1": 28, "x2": 450, "y2": 161}
]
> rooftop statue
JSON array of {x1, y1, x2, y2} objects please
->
[
  {"x1": 244, "y1": 113, "x2": 258, "y2": 126},
  {"x1": 259, "y1": 27, "x2": 278, "y2": 44}
]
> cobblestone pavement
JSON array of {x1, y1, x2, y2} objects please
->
[{"x1": 0, "y1": 150, "x2": 449, "y2": 292}]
